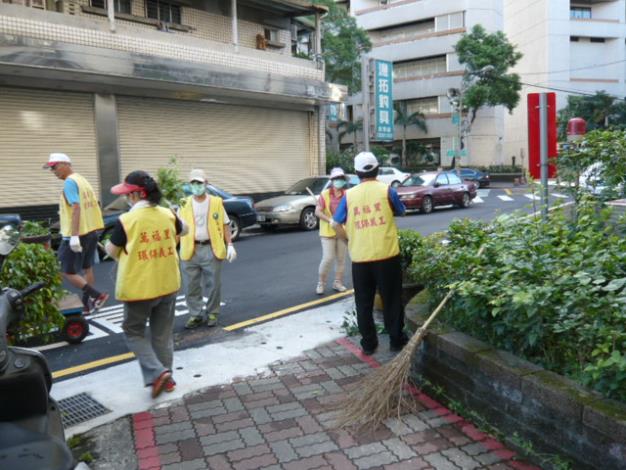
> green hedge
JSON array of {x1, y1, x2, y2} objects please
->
[{"x1": 402, "y1": 199, "x2": 626, "y2": 402}]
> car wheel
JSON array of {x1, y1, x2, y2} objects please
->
[
  {"x1": 228, "y1": 215, "x2": 241, "y2": 241},
  {"x1": 421, "y1": 196, "x2": 433, "y2": 214},
  {"x1": 391, "y1": 180, "x2": 400, "y2": 188},
  {"x1": 300, "y1": 207, "x2": 318, "y2": 231},
  {"x1": 460, "y1": 192, "x2": 471, "y2": 208}
]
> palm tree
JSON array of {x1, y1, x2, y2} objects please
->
[
  {"x1": 337, "y1": 119, "x2": 363, "y2": 151},
  {"x1": 394, "y1": 101, "x2": 427, "y2": 168}
]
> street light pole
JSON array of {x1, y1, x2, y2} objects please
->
[{"x1": 361, "y1": 54, "x2": 370, "y2": 152}]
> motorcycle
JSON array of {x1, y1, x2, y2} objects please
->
[{"x1": 0, "y1": 217, "x2": 75, "y2": 470}]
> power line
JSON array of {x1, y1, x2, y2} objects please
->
[
  {"x1": 518, "y1": 81, "x2": 626, "y2": 100},
  {"x1": 520, "y1": 58, "x2": 626, "y2": 76}
]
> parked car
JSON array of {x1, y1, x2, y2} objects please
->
[
  {"x1": 255, "y1": 175, "x2": 360, "y2": 231},
  {"x1": 51, "y1": 183, "x2": 256, "y2": 255},
  {"x1": 396, "y1": 171, "x2": 477, "y2": 213},
  {"x1": 377, "y1": 166, "x2": 411, "y2": 187},
  {"x1": 460, "y1": 168, "x2": 490, "y2": 188}
]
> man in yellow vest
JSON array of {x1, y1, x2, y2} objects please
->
[
  {"x1": 331, "y1": 152, "x2": 408, "y2": 355},
  {"x1": 44, "y1": 152, "x2": 108, "y2": 314},
  {"x1": 179, "y1": 169, "x2": 237, "y2": 329}
]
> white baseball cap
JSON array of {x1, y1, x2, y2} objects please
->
[
  {"x1": 189, "y1": 168, "x2": 207, "y2": 183},
  {"x1": 329, "y1": 167, "x2": 345, "y2": 179},
  {"x1": 43, "y1": 153, "x2": 71, "y2": 169},
  {"x1": 354, "y1": 152, "x2": 379, "y2": 172}
]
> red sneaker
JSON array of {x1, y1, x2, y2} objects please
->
[
  {"x1": 151, "y1": 370, "x2": 172, "y2": 398},
  {"x1": 164, "y1": 378, "x2": 176, "y2": 393}
]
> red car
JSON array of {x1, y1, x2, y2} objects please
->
[{"x1": 396, "y1": 171, "x2": 477, "y2": 213}]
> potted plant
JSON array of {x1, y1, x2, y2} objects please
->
[
  {"x1": 20, "y1": 220, "x2": 52, "y2": 249},
  {"x1": 0, "y1": 242, "x2": 65, "y2": 344}
]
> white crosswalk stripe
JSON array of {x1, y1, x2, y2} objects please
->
[
  {"x1": 498, "y1": 195, "x2": 514, "y2": 202},
  {"x1": 477, "y1": 189, "x2": 491, "y2": 198},
  {"x1": 551, "y1": 193, "x2": 569, "y2": 199},
  {"x1": 473, "y1": 196, "x2": 484, "y2": 204},
  {"x1": 524, "y1": 194, "x2": 541, "y2": 201}
]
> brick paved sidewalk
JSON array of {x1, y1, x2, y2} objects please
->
[{"x1": 130, "y1": 337, "x2": 539, "y2": 470}]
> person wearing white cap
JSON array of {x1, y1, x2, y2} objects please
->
[
  {"x1": 314, "y1": 167, "x2": 349, "y2": 295},
  {"x1": 330, "y1": 152, "x2": 408, "y2": 355},
  {"x1": 44, "y1": 152, "x2": 108, "y2": 314},
  {"x1": 178, "y1": 169, "x2": 237, "y2": 329}
]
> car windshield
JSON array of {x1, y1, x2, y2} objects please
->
[
  {"x1": 402, "y1": 174, "x2": 435, "y2": 187},
  {"x1": 285, "y1": 178, "x2": 328, "y2": 195},
  {"x1": 207, "y1": 184, "x2": 233, "y2": 199},
  {"x1": 103, "y1": 196, "x2": 130, "y2": 212}
]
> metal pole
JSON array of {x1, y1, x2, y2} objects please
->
[
  {"x1": 539, "y1": 92, "x2": 549, "y2": 218},
  {"x1": 107, "y1": 0, "x2": 116, "y2": 33},
  {"x1": 457, "y1": 90, "x2": 463, "y2": 176},
  {"x1": 315, "y1": 11, "x2": 322, "y2": 65},
  {"x1": 361, "y1": 55, "x2": 370, "y2": 151},
  {"x1": 231, "y1": 0, "x2": 239, "y2": 52}
]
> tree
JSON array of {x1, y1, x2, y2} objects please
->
[
  {"x1": 557, "y1": 91, "x2": 626, "y2": 139},
  {"x1": 313, "y1": 0, "x2": 371, "y2": 93},
  {"x1": 337, "y1": 119, "x2": 363, "y2": 151},
  {"x1": 454, "y1": 25, "x2": 523, "y2": 126},
  {"x1": 394, "y1": 101, "x2": 427, "y2": 168}
]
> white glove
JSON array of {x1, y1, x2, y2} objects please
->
[
  {"x1": 69, "y1": 235, "x2": 82, "y2": 253},
  {"x1": 226, "y1": 244, "x2": 237, "y2": 263}
]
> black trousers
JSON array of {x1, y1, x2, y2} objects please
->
[{"x1": 352, "y1": 255, "x2": 406, "y2": 350}]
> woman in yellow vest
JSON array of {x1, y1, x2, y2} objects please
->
[
  {"x1": 105, "y1": 171, "x2": 185, "y2": 399},
  {"x1": 314, "y1": 167, "x2": 348, "y2": 295}
]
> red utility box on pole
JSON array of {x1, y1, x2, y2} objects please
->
[{"x1": 527, "y1": 92, "x2": 558, "y2": 179}]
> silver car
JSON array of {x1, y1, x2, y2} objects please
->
[{"x1": 255, "y1": 175, "x2": 360, "y2": 231}]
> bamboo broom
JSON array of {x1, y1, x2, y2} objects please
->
[{"x1": 336, "y1": 245, "x2": 486, "y2": 430}]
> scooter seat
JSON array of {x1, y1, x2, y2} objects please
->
[
  {"x1": 0, "y1": 422, "x2": 74, "y2": 470},
  {"x1": 0, "y1": 354, "x2": 49, "y2": 421}
]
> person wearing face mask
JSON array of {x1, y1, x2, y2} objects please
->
[
  {"x1": 178, "y1": 169, "x2": 237, "y2": 329},
  {"x1": 105, "y1": 171, "x2": 186, "y2": 398},
  {"x1": 314, "y1": 167, "x2": 349, "y2": 295}
]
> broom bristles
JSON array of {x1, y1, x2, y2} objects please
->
[{"x1": 336, "y1": 328, "x2": 427, "y2": 430}]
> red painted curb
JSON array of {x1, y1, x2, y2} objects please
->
[{"x1": 132, "y1": 411, "x2": 161, "y2": 470}]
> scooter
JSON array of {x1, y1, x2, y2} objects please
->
[{"x1": 0, "y1": 218, "x2": 75, "y2": 470}]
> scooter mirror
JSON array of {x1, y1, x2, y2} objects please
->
[{"x1": 0, "y1": 224, "x2": 20, "y2": 256}]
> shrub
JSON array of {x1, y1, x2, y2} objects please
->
[
  {"x1": 406, "y1": 200, "x2": 626, "y2": 402},
  {"x1": 1, "y1": 243, "x2": 65, "y2": 342}
]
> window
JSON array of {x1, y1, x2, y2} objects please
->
[
  {"x1": 435, "y1": 174, "x2": 449, "y2": 186},
  {"x1": 570, "y1": 36, "x2": 580, "y2": 42},
  {"x1": 146, "y1": 0, "x2": 181, "y2": 24},
  {"x1": 570, "y1": 6, "x2": 591, "y2": 19},
  {"x1": 590, "y1": 37, "x2": 606, "y2": 43},
  {"x1": 264, "y1": 28, "x2": 279, "y2": 42},
  {"x1": 404, "y1": 97, "x2": 439, "y2": 115},
  {"x1": 394, "y1": 55, "x2": 447, "y2": 80},
  {"x1": 369, "y1": 18, "x2": 435, "y2": 44},
  {"x1": 446, "y1": 173, "x2": 462, "y2": 185},
  {"x1": 91, "y1": 0, "x2": 131, "y2": 14}
]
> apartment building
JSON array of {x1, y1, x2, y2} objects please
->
[
  {"x1": 0, "y1": 0, "x2": 344, "y2": 218},
  {"x1": 503, "y1": 0, "x2": 626, "y2": 165},
  {"x1": 349, "y1": 0, "x2": 504, "y2": 167}
]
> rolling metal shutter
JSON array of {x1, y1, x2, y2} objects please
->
[
  {"x1": 0, "y1": 87, "x2": 99, "y2": 208},
  {"x1": 116, "y1": 96, "x2": 312, "y2": 194}
]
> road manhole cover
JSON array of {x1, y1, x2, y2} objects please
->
[{"x1": 58, "y1": 392, "x2": 111, "y2": 428}]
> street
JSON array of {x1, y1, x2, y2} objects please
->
[{"x1": 42, "y1": 187, "x2": 570, "y2": 379}]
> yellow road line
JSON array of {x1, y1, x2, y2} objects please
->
[
  {"x1": 224, "y1": 290, "x2": 354, "y2": 331},
  {"x1": 51, "y1": 291, "x2": 354, "y2": 379},
  {"x1": 52, "y1": 352, "x2": 135, "y2": 379},
  {"x1": 505, "y1": 188, "x2": 513, "y2": 196}
]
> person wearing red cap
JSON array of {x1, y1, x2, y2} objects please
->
[
  {"x1": 105, "y1": 171, "x2": 186, "y2": 398},
  {"x1": 44, "y1": 152, "x2": 108, "y2": 314}
]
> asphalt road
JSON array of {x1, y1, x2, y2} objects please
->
[{"x1": 41, "y1": 187, "x2": 569, "y2": 378}]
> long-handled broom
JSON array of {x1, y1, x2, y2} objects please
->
[{"x1": 336, "y1": 245, "x2": 486, "y2": 430}]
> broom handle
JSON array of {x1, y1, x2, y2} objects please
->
[{"x1": 418, "y1": 244, "x2": 486, "y2": 332}]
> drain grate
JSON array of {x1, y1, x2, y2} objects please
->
[{"x1": 58, "y1": 392, "x2": 111, "y2": 428}]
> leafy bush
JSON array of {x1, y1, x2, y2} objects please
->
[
  {"x1": 1, "y1": 243, "x2": 65, "y2": 342},
  {"x1": 326, "y1": 150, "x2": 355, "y2": 173},
  {"x1": 405, "y1": 201, "x2": 626, "y2": 402},
  {"x1": 156, "y1": 157, "x2": 186, "y2": 208},
  {"x1": 21, "y1": 220, "x2": 50, "y2": 237}
]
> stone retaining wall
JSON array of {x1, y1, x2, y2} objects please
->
[{"x1": 406, "y1": 309, "x2": 626, "y2": 469}]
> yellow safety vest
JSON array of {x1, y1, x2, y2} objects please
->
[
  {"x1": 116, "y1": 206, "x2": 181, "y2": 301},
  {"x1": 178, "y1": 195, "x2": 226, "y2": 261},
  {"x1": 59, "y1": 173, "x2": 104, "y2": 237},
  {"x1": 345, "y1": 180, "x2": 400, "y2": 263},
  {"x1": 319, "y1": 189, "x2": 336, "y2": 238}
]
